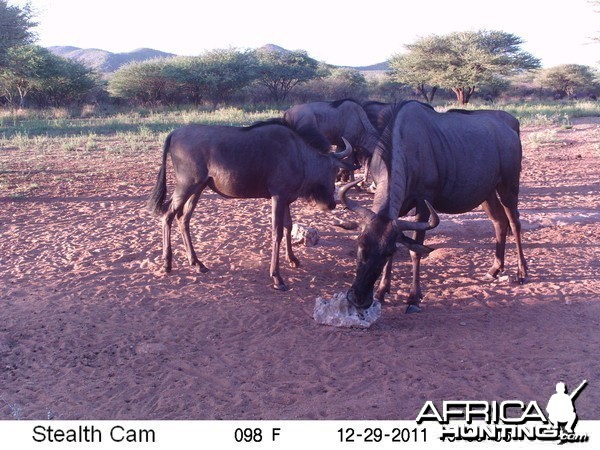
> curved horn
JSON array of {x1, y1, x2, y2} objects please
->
[
  {"x1": 338, "y1": 178, "x2": 375, "y2": 220},
  {"x1": 332, "y1": 137, "x2": 353, "y2": 159},
  {"x1": 393, "y1": 200, "x2": 439, "y2": 232}
]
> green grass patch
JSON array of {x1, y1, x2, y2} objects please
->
[{"x1": 1, "y1": 102, "x2": 599, "y2": 154}]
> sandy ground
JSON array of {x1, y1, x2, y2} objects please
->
[{"x1": 0, "y1": 117, "x2": 598, "y2": 420}]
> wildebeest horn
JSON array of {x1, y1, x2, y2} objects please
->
[
  {"x1": 393, "y1": 200, "x2": 439, "y2": 231},
  {"x1": 332, "y1": 137, "x2": 353, "y2": 159},
  {"x1": 338, "y1": 178, "x2": 375, "y2": 220}
]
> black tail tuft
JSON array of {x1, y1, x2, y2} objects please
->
[{"x1": 147, "y1": 133, "x2": 172, "y2": 216}]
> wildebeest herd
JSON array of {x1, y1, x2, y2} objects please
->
[{"x1": 148, "y1": 99, "x2": 528, "y2": 313}]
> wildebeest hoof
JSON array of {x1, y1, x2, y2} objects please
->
[
  {"x1": 405, "y1": 304, "x2": 422, "y2": 314},
  {"x1": 333, "y1": 220, "x2": 359, "y2": 230},
  {"x1": 374, "y1": 289, "x2": 388, "y2": 303},
  {"x1": 273, "y1": 283, "x2": 288, "y2": 291},
  {"x1": 483, "y1": 273, "x2": 497, "y2": 281},
  {"x1": 289, "y1": 258, "x2": 301, "y2": 268},
  {"x1": 194, "y1": 263, "x2": 209, "y2": 273}
]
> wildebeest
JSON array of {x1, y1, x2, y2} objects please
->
[
  {"x1": 340, "y1": 101, "x2": 528, "y2": 311},
  {"x1": 283, "y1": 99, "x2": 379, "y2": 182},
  {"x1": 362, "y1": 100, "x2": 393, "y2": 133},
  {"x1": 365, "y1": 102, "x2": 521, "y2": 136},
  {"x1": 147, "y1": 119, "x2": 354, "y2": 291}
]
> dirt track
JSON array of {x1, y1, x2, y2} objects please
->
[{"x1": 0, "y1": 118, "x2": 598, "y2": 420}]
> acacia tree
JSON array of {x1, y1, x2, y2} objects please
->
[
  {"x1": 0, "y1": 0, "x2": 36, "y2": 67},
  {"x1": 389, "y1": 30, "x2": 540, "y2": 104},
  {"x1": 32, "y1": 53, "x2": 97, "y2": 106},
  {"x1": 389, "y1": 35, "x2": 440, "y2": 103},
  {"x1": 0, "y1": 45, "x2": 96, "y2": 107},
  {"x1": 255, "y1": 49, "x2": 320, "y2": 102},
  {"x1": 0, "y1": 44, "x2": 46, "y2": 106},
  {"x1": 165, "y1": 56, "x2": 209, "y2": 105},
  {"x1": 201, "y1": 48, "x2": 257, "y2": 108},
  {"x1": 108, "y1": 59, "x2": 178, "y2": 104},
  {"x1": 537, "y1": 64, "x2": 598, "y2": 98}
]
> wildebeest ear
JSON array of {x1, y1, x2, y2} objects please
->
[{"x1": 396, "y1": 233, "x2": 434, "y2": 254}]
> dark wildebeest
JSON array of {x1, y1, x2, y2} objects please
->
[
  {"x1": 365, "y1": 102, "x2": 521, "y2": 136},
  {"x1": 340, "y1": 101, "x2": 528, "y2": 311},
  {"x1": 362, "y1": 100, "x2": 393, "y2": 133},
  {"x1": 283, "y1": 99, "x2": 379, "y2": 182},
  {"x1": 147, "y1": 119, "x2": 354, "y2": 291}
]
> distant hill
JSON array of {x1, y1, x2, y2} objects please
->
[
  {"x1": 352, "y1": 61, "x2": 389, "y2": 71},
  {"x1": 257, "y1": 43, "x2": 389, "y2": 74},
  {"x1": 47, "y1": 46, "x2": 176, "y2": 74},
  {"x1": 256, "y1": 43, "x2": 291, "y2": 55},
  {"x1": 47, "y1": 44, "x2": 387, "y2": 75}
]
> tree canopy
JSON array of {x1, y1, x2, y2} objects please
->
[
  {"x1": 389, "y1": 30, "x2": 541, "y2": 104},
  {"x1": 254, "y1": 49, "x2": 320, "y2": 102},
  {"x1": 537, "y1": 64, "x2": 599, "y2": 98},
  {"x1": 0, "y1": 0, "x2": 36, "y2": 66}
]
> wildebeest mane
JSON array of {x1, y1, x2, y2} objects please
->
[
  {"x1": 375, "y1": 100, "x2": 435, "y2": 169},
  {"x1": 330, "y1": 98, "x2": 361, "y2": 108},
  {"x1": 243, "y1": 118, "x2": 288, "y2": 130},
  {"x1": 244, "y1": 118, "x2": 331, "y2": 154},
  {"x1": 362, "y1": 100, "x2": 389, "y2": 131},
  {"x1": 446, "y1": 108, "x2": 474, "y2": 115}
]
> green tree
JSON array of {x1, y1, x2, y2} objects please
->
[
  {"x1": 537, "y1": 64, "x2": 598, "y2": 98},
  {"x1": 389, "y1": 30, "x2": 540, "y2": 104},
  {"x1": 0, "y1": 0, "x2": 36, "y2": 66},
  {"x1": 31, "y1": 52, "x2": 96, "y2": 107},
  {"x1": 166, "y1": 56, "x2": 209, "y2": 105},
  {"x1": 0, "y1": 45, "x2": 96, "y2": 107},
  {"x1": 295, "y1": 67, "x2": 368, "y2": 102},
  {"x1": 0, "y1": 44, "x2": 46, "y2": 106},
  {"x1": 389, "y1": 35, "x2": 440, "y2": 103},
  {"x1": 201, "y1": 48, "x2": 257, "y2": 108},
  {"x1": 108, "y1": 58, "x2": 177, "y2": 104},
  {"x1": 255, "y1": 49, "x2": 320, "y2": 102}
]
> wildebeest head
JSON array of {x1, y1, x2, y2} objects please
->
[
  {"x1": 302, "y1": 136, "x2": 355, "y2": 211},
  {"x1": 339, "y1": 180, "x2": 439, "y2": 309}
]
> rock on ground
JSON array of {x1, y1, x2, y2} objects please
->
[{"x1": 313, "y1": 292, "x2": 381, "y2": 328}]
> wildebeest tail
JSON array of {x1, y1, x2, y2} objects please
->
[{"x1": 147, "y1": 133, "x2": 172, "y2": 216}]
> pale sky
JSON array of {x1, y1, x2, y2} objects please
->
[{"x1": 13, "y1": 0, "x2": 600, "y2": 68}]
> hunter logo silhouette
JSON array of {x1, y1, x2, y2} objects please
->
[{"x1": 546, "y1": 379, "x2": 587, "y2": 434}]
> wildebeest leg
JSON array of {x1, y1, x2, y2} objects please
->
[
  {"x1": 407, "y1": 233, "x2": 425, "y2": 313},
  {"x1": 161, "y1": 207, "x2": 176, "y2": 273},
  {"x1": 176, "y1": 184, "x2": 209, "y2": 273},
  {"x1": 481, "y1": 193, "x2": 509, "y2": 279},
  {"x1": 162, "y1": 181, "x2": 205, "y2": 273},
  {"x1": 283, "y1": 205, "x2": 300, "y2": 268},
  {"x1": 375, "y1": 255, "x2": 393, "y2": 302},
  {"x1": 270, "y1": 196, "x2": 287, "y2": 291},
  {"x1": 360, "y1": 158, "x2": 371, "y2": 188},
  {"x1": 497, "y1": 185, "x2": 528, "y2": 283},
  {"x1": 407, "y1": 203, "x2": 430, "y2": 313}
]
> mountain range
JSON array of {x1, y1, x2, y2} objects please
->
[
  {"x1": 48, "y1": 46, "x2": 176, "y2": 74},
  {"x1": 47, "y1": 44, "x2": 388, "y2": 75}
]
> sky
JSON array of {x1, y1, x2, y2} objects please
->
[{"x1": 12, "y1": 0, "x2": 600, "y2": 68}]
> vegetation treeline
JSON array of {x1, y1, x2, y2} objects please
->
[{"x1": 1, "y1": 1, "x2": 599, "y2": 111}]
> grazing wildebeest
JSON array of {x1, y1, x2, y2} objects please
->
[
  {"x1": 340, "y1": 100, "x2": 528, "y2": 311},
  {"x1": 147, "y1": 119, "x2": 354, "y2": 291},
  {"x1": 362, "y1": 100, "x2": 393, "y2": 133},
  {"x1": 283, "y1": 99, "x2": 379, "y2": 182}
]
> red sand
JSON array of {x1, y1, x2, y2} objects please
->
[{"x1": 1, "y1": 118, "x2": 598, "y2": 420}]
